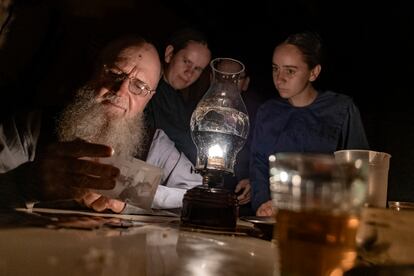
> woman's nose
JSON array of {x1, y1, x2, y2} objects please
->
[
  {"x1": 275, "y1": 72, "x2": 285, "y2": 83},
  {"x1": 184, "y1": 68, "x2": 195, "y2": 80}
]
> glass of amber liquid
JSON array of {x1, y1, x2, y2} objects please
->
[{"x1": 269, "y1": 153, "x2": 367, "y2": 276}]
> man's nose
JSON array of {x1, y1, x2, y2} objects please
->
[{"x1": 111, "y1": 78, "x2": 129, "y2": 96}]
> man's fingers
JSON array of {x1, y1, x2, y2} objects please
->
[
  {"x1": 107, "y1": 199, "x2": 126, "y2": 213},
  {"x1": 62, "y1": 158, "x2": 120, "y2": 178},
  {"x1": 56, "y1": 173, "x2": 116, "y2": 190},
  {"x1": 40, "y1": 157, "x2": 120, "y2": 183},
  {"x1": 90, "y1": 196, "x2": 125, "y2": 213},
  {"x1": 90, "y1": 196, "x2": 109, "y2": 212},
  {"x1": 34, "y1": 156, "x2": 118, "y2": 201},
  {"x1": 46, "y1": 140, "x2": 114, "y2": 158},
  {"x1": 82, "y1": 192, "x2": 102, "y2": 208}
]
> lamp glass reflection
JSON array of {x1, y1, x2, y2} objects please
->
[
  {"x1": 181, "y1": 57, "x2": 249, "y2": 230},
  {"x1": 190, "y1": 57, "x2": 249, "y2": 178}
]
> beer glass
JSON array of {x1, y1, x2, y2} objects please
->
[
  {"x1": 269, "y1": 153, "x2": 367, "y2": 276},
  {"x1": 334, "y1": 150, "x2": 391, "y2": 208}
]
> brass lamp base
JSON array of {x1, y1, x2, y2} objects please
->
[{"x1": 181, "y1": 185, "x2": 238, "y2": 231}]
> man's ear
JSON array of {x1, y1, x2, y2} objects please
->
[
  {"x1": 164, "y1": 45, "x2": 174, "y2": 63},
  {"x1": 309, "y1": 64, "x2": 321, "y2": 82}
]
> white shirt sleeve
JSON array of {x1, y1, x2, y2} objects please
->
[
  {"x1": 0, "y1": 111, "x2": 42, "y2": 208},
  {"x1": 0, "y1": 110, "x2": 41, "y2": 173},
  {"x1": 146, "y1": 129, "x2": 202, "y2": 209}
]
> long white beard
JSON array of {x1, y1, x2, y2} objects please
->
[{"x1": 57, "y1": 86, "x2": 146, "y2": 158}]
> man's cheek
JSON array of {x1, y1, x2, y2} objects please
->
[{"x1": 95, "y1": 88, "x2": 109, "y2": 101}]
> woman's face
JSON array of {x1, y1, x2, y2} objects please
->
[
  {"x1": 272, "y1": 43, "x2": 318, "y2": 101},
  {"x1": 163, "y1": 41, "x2": 211, "y2": 90}
]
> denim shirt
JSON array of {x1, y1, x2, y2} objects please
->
[{"x1": 250, "y1": 90, "x2": 369, "y2": 212}]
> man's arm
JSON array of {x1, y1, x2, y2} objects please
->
[
  {"x1": 0, "y1": 111, "x2": 42, "y2": 208},
  {"x1": 146, "y1": 129, "x2": 202, "y2": 209},
  {"x1": 0, "y1": 112, "x2": 121, "y2": 209}
]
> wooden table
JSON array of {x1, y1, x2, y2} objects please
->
[
  {"x1": 0, "y1": 207, "x2": 413, "y2": 275},
  {"x1": 0, "y1": 208, "x2": 277, "y2": 276},
  {"x1": 357, "y1": 207, "x2": 414, "y2": 265}
]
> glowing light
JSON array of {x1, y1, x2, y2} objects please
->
[
  {"x1": 270, "y1": 168, "x2": 278, "y2": 176},
  {"x1": 347, "y1": 218, "x2": 360, "y2": 228},
  {"x1": 292, "y1": 174, "x2": 301, "y2": 186},
  {"x1": 329, "y1": 268, "x2": 344, "y2": 276},
  {"x1": 355, "y1": 159, "x2": 363, "y2": 169},
  {"x1": 280, "y1": 171, "x2": 289, "y2": 182},
  {"x1": 208, "y1": 144, "x2": 223, "y2": 157},
  {"x1": 208, "y1": 145, "x2": 225, "y2": 167}
]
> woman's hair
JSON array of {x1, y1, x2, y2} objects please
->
[
  {"x1": 284, "y1": 31, "x2": 323, "y2": 69},
  {"x1": 167, "y1": 27, "x2": 209, "y2": 54}
]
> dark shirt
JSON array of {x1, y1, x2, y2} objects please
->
[
  {"x1": 145, "y1": 78, "x2": 197, "y2": 164},
  {"x1": 250, "y1": 90, "x2": 369, "y2": 212}
]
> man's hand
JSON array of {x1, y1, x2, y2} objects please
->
[
  {"x1": 256, "y1": 200, "x2": 274, "y2": 217},
  {"x1": 20, "y1": 139, "x2": 120, "y2": 202},
  {"x1": 235, "y1": 178, "x2": 251, "y2": 205},
  {"x1": 81, "y1": 192, "x2": 126, "y2": 213}
]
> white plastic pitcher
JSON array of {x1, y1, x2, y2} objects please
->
[{"x1": 334, "y1": 150, "x2": 391, "y2": 208}]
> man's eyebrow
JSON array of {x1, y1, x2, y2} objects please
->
[{"x1": 112, "y1": 57, "x2": 128, "y2": 66}]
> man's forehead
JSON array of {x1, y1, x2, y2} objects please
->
[
  {"x1": 107, "y1": 44, "x2": 161, "y2": 81},
  {"x1": 115, "y1": 46, "x2": 146, "y2": 63}
]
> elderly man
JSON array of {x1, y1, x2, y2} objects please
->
[{"x1": 0, "y1": 35, "x2": 201, "y2": 213}]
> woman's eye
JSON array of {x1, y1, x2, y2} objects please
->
[
  {"x1": 286, "y1": 69, "x2": 295, "y2": 76},
  {"x1": 195, "y1": 67, "x2": 203, "y2": 73}
]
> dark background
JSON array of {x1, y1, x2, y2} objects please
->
[{"x1": 0, "y1": 0, "x2": 413, "y2": 202}]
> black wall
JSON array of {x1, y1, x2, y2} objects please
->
[{"x1": 1, "y1": 0, "x2": 413, "y2": 202}]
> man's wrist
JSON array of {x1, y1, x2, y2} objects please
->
[
  {"x1": 0, "y1": 169, "x2": 29, "y2": 208},
  {"x1": 13, "y1": 162, "x2": 41, "y2": 205}
]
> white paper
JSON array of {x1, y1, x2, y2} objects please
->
[{"x1": 92, "y1": 156, "x2": 163, "y2": 210}]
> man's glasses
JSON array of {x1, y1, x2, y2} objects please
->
[{"x1": 102, "y1": 65, "x2": 156, "y2": 97}]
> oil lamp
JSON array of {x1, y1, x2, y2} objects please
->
[{"x1": 181, "y1": 57, "x2": 249, "y2": 230}]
